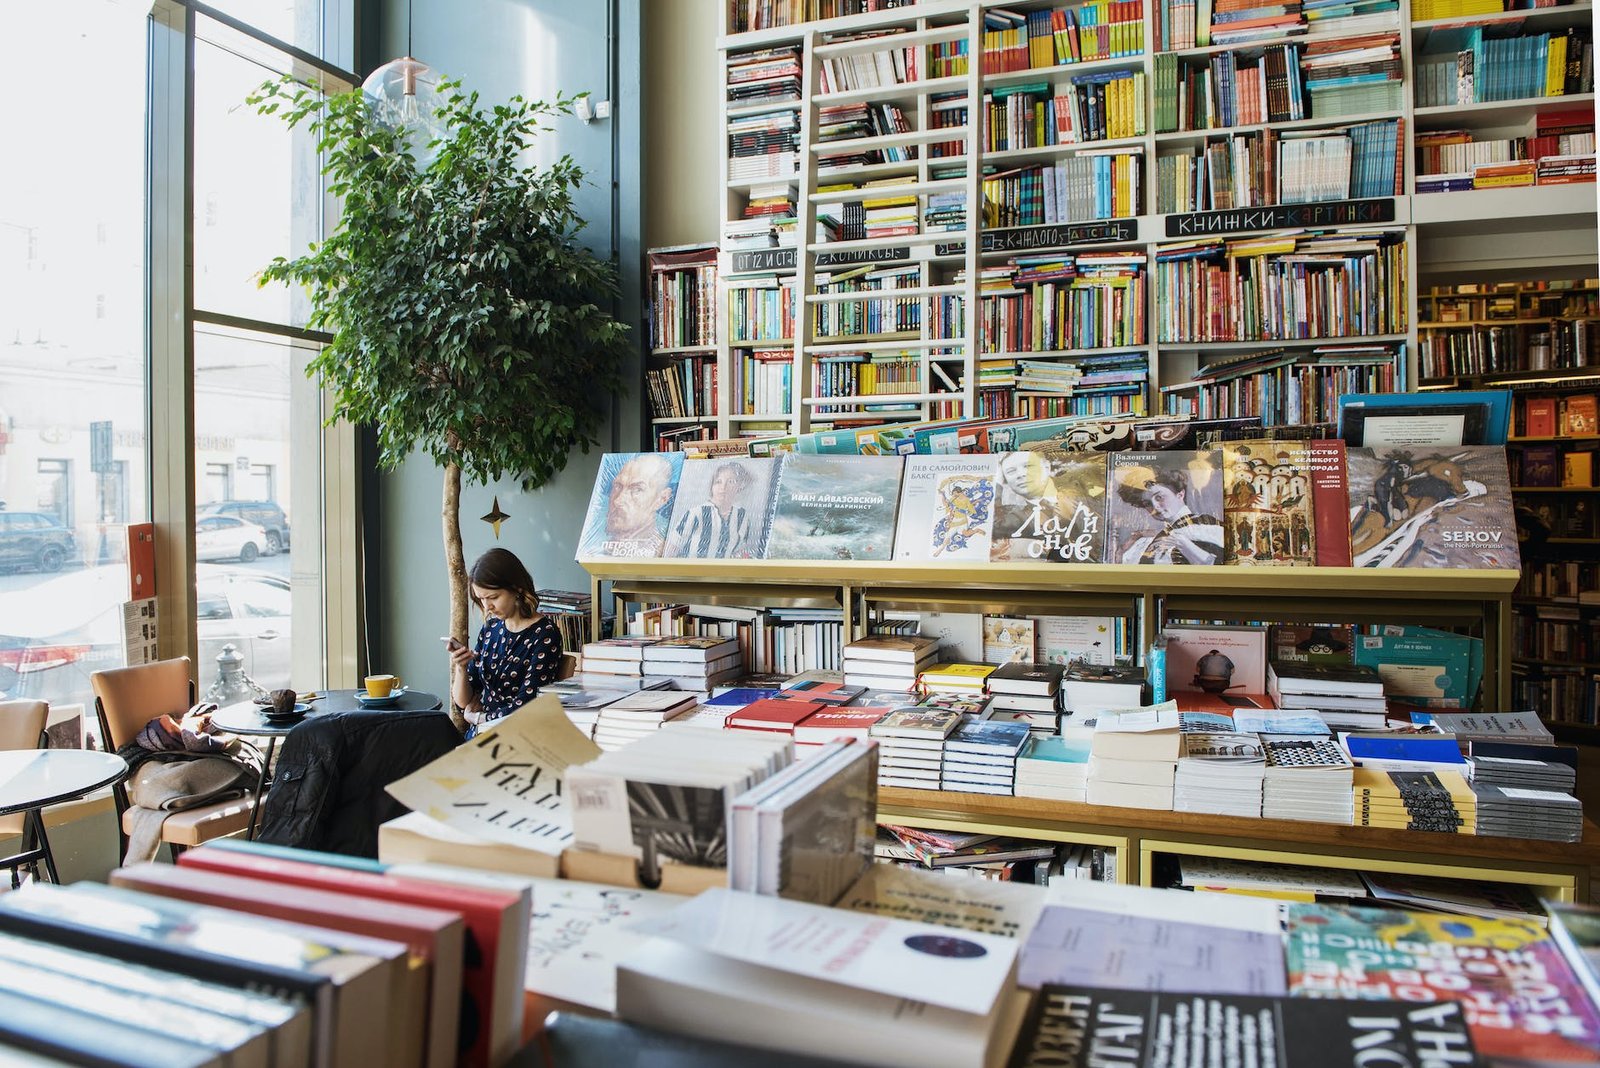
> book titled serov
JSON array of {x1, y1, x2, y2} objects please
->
[{"x1": 1346, "y1": 445, "x2": 1520, "y2": 569}]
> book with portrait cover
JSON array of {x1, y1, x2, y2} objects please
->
[
  {"x1": 990, "y1": 448, "x2": 1108, "y2": 564},
  {"x1": 576, "y1": 453, "x2": 685, "y2": 560},
  {"x1": 892, "y1": 455, "x2": 1000, "y2": 561},
  {"x1": 1105, "y1": 450, "x2": 1225, "y2": 565},
  {"x1": 1345, "y1": 446, "x2": 1520, "y2": 569},
  {"x1": 1010, "y1": 985, "x2": 1484, "y2": 1068},
  {"x1": 762, "y1": 454, "x2": 903, "y2": 561},
  {"x1": 1222, "y1": 441, "x2": 1317, "y2": 566},
  {"x1": 661, "y1": 457, "x2": 781, "y2": 560},
  {"x1": 1286, "y1": 903, "x2": 1600, "y2": 1065}
]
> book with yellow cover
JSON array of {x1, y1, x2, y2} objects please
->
[{"x1": 920, "y1": 663, "x2": 996, "y2": 689}]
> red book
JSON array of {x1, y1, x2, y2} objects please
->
[
  {"x1": 1526, "y1": 396, "x2": 1558, "y2": 438},
  {"x1": 792, "y1": 707, "x2": 891, "y2": 744},
  {"x1": 180, "y1": 846, "x2": 528, "y2": 1068},
  {"x1": 112, "y1": 861, "x2": 462, "y2": 1068},
  {"x1": 725, "y1": 698, "x2": 822, "y2": 732},
  {"x1": 1308, "y1": 439, "x2": 1353, "y2": 568},
  {"x1": 126, "y1": 522, "x2": 156, "y2": 600}
]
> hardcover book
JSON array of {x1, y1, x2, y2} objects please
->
[
  {"x1": 1222, "y1": 441, "x2": 1317, "y2": 566},
  {"x1": 1163, "y1": 624, "x2": 1268, "y2": 695},
  {"x1": 982, "y1": 616, "x2": 1035, "y2": 665},
  {"x1": 1286, "y1": 903, "x2": 1600, "y2": 1064},
  {"x1": 1520, "y1": 445, "x2": 1561, "y2": 487},
  {"x1": 1564, "y1": 394, "x2": 1599, "y2": 437},
  {"x1": 1269, "y1": 624, "x2": 1355, "y2": 667},
  {"x1": 661, "y1": 457, "x2": 781, "y2": 560},
  {"x1": 1035, "y1": 615, "x2": 1117, "y2": 666},
  {"x1": 1011, "y1": 985, "x2": 1483, "y2": 1068},
  {"x1": 1106, "y1": 450, "x2": 1225, "y2": 565},
  {"x1": 891, "y1": 455, "x2": 1000, "y2": 561},
  {"x1": 1525, "y1": 396, "x2": 1559, "y2": 438},
  {"x1": 576, "y1": 453, "x2": 685, "y2": 559},
  {"x1": 1345, "y1": 445, "x2": 1520, "y2": 569},
  {"x1": 990, "y1": 448, "x2": 1108, "y2": 563},
  {"x1": 1307, "y1": 439, "x2": 1353, "y2": 566},
  {"x1": 763, "y1": 454, "x2": 903, "y2": 561}
]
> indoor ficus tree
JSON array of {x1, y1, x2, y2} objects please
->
[{"x1": 252, "y1": 77, "x2": 629, "y2": 715}]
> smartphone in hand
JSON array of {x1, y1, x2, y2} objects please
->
[{"x1": 441, "y1": 636, "x2": 466, "y2": 652}]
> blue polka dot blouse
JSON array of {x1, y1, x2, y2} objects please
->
[{"x1": 464, "y1": 615, "x2": 562, "y2": 723}]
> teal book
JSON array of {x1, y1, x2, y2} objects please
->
[{"x1": 1354, "y1": 626, "x2": 1478, "y2": 708}]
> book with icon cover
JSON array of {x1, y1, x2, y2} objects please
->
[
  {"x1": 1221, "y1": 440, "x2": 1317, "y2": 566},
  {"x1": 1105, "y1": 450, "x2": 1225, "y2": 566}
]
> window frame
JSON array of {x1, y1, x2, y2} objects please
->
[{"x1": 148, "y1": 0, "x2": 361, "y2": 692}]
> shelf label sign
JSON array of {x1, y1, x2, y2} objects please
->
[
  {"x1": 936, "y1": 219, "x2": 1137, "y2": 256},
  {"x1": 1165, "y1": 198, "x2": 1397, "y2": 237},
  {"x1": 729, "y1": 246, "x2": 910, "y2": 273}
]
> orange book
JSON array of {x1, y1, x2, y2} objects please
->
[{"x1": 126, "y1": 522, "x2": 156, "y2": 600}]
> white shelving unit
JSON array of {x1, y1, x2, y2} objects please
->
[{"x1": 698, "y1": 0, "x2": 1598, "y2": 444}]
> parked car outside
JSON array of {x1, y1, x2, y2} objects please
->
[
  {"x1": 0, "y1": 565, "x2": 293, "y2": 729},
  {"x1": 199, "y1": 500, "x2": 290, "y2": 555},
  {"x1": 0, "y1": 510, "x2": 79, "y2": 573},
  {"x1": 195, "y1": 514, "x2": 269, "y2": 563}
]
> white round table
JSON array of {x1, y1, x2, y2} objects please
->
[{"x1": 0, "y1": 749, "x2": 129, "y2": 884}]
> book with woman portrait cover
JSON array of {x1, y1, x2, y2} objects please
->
[
  {"x1": 576, "y1": 453, "x2": 685, "y2": 560},
  {"x1": 1345, "y1": 445, "x2": 1520, "y2": 569},
  {"x1": 990, "y1": 448, "x2": 1108, "y2": 564},
  {"x1": 1221, "y1": 441, "x2": 1317, "y2": 566},
  {"x1": 1105, "y1": 450, "x2": 1225, "y2": 565},
  {"x1": 661, "y1": 457, "x2": 781, "y2": 560},
  {"x1": 892, "y1": 455, "x2": 1000, "y2": 561},
  {"x1": 763, "y1": 454, "x2": 904, "y2": 561}
]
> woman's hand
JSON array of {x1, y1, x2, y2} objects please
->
[{"x1": 447, "y1": 642, "x2": 474, "y2": 670}]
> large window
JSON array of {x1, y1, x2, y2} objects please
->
[{"x1": 0, "y1": 0, "x2": 355, "y2": 745}]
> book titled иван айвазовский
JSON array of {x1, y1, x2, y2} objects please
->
[
  {"x1": 762, "y1": 454, "x2": 903, "y2": 562},
  {"x1": 1009, "y1": 985, "x2": 1484, "y2": 1068}
]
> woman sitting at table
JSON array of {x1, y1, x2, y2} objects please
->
[{"x1": 448, "y1": 548, "x2": 563, "y2": 738}]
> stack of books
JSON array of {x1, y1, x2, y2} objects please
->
[
  {"x1": 790, "y1": 706, "x2": 893, "y2": 757},
  {"x1": 727, "y1": 737, "x2": 877, "y2": 904},
  {"x1": 580, "y1": 637, "x2": 660, "y2": 680},
  {"x1": 1086, "y1": 707, "x2": 1181, "y2": 810},
  {"x1": 841, "y1": 635, "x2": 939, "y2": 692},
  {"x1": 1059, "y1": 663, "x2": 1145, "y2": 714},
  {"x1": 1470, "y1": 742, "x2": 1578, "y2": 795},
  {"x1": 869, "y1": 706, "x2": 963, "y2": 790},
  {"x1": 1352, "y1": 768, "x2": 1477, "y2": 833},
  {"x1": 1261, "y1": 735, "x2": 1355, "y2": 824},
  {"x1": 641, "y1": 636, "x2": 743, "y2": 694},
  {"x1": 1014, "y1": 735, "x2": 1091, "y2": 802},
  {"x1": 546, "y1": 680, "x2": 629, "y2": 737},
  {"x1": 569, "y1": 728, "x2": 794, "y2": 880},
  {"x1": 1267, "y1": 662, "x2": 1388, "y2": 729},
  {"x1": 592, "y1": 689, "x2": 700, "y2": 751},
  {"x1": 919, "y1": 662, "x2": 995, "y2": 696},
  {"x1": 1471, "y1": 782, "x2": 1584, "y2": 842},
  {"x1": 940, "y1": 717, "x2": 1031, "y2": 795},
  {"x1": 1173, "y1": 731, "x2": 1265, "y2": 817},
  {"x1": 985, "y1": 662, "x2": 1063, "y2": 735}
]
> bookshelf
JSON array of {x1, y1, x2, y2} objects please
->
[
  {"x1": 696, "y1": 0, "x2": 1596, "y2": 446},
  {"x1": 646, "y1": 244, "x2": 721, "y2": 452}
]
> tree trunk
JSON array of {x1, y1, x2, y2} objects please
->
[{"x1": 444, "y1": 462, "x2": 470, "y2": 732}]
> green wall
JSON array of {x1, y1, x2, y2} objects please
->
[{"x1": 365, "y1": 0, "x2": 644, "y2": 694}]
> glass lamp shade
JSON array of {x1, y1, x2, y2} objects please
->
[{"x1": 361, "y1": 55, "x2": 446, "y2": 167}]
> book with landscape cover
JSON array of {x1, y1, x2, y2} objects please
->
[
  {"x1": 1308, "y1": 438, "x2": 1353, "y2": 566},
  {"x1": 177, "y1": 844, "x2": 531, "y2": 1068},
  {"x1": 576, "y1": 453, "x2": 685, "y2": 559},
  {"x1": 661, "y1": 456, "x2": 781, "y2": 560},
  {"x1": 1010, "y1": 985, "x2": 1483, "y2": 1068},
  {"x1": 1106, "y1": 450, "x2": 1225, "y2": 565},
  {"x1": 1221, "y1": 440, "x2": 1317, "y2": 566},
  {"x1": 1345, "y1": 445, "x2": 1520, "y2": 569},
  {"x1": 763, "y1": 454, "x2": 903, "y2": 561},
  {"x1": 892, "y1": 454, "x2": 1000, "y2": 561},
  {"x1": 991, "y1": 448, "x2": 1108, "y2": 564},
  {"x1": 1285, "y1": 902, "x2": 1600, "y2": 1064}
]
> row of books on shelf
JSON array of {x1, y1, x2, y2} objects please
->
[
  {"x1": 1156, "y1": 0, "x2": 1402, "y2": 51},
  {"x1": 980, "y1": 2, "x2": 1148, "y2": 69},
  {"x1": 1516, "y1": 444, "x2": 1600, "y2": 487},
  {"x1": 976, "y1": 151, "x2": 1146, "y2": 226},
  {"x1": 1518, "y1": 557, "x2": 1600, "y2": 601},
  {"x1": 1157, "y1": 117, "x2": 1402, "y2": 213},
  {"x1": 1511, "y1": 608, "x2": 1600, "y2": 661},
  {"x1": 1414, "y1": 23, "x2": 1592, "y2": 106},
  {"x1": 979, "y1": 71, "x2": 1148, "y2": 150},
  {"x1": 645, "y1": 355, "x2": 717, "y2": 420},
  {"x1": 646, "y1": 254, "x2": 717, "y2": 351},
  {"x1": 1512, "y1": 664, "x2": 1600, "y2": 724},
  {"x1": 1163, "y1": 343, "x2": 1403, "y2": 425},
  {"x1": 1516, "y1": 391, "x2": 1600, "y2": 441},
  {"x1": 1424, "y1": 317, "x2": 1597, "y2": 378},
  {"x1": 576, "y1": 438, "x2": 1519, "y2": 570}
]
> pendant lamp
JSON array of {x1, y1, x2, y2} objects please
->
[{"x1": 360, "y1": 0, "x2": 445, "y2": 167}]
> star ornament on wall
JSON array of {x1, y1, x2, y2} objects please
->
[{"x1": 481, "y1": 496, "x2": 511, "y2": 539}]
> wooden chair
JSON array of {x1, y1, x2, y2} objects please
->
[
  {"x1": 91, "y1": 657, "x2": 254, "y2": 859},
  {"x1": 558, "y1": 652, "x2": 578, "y2": 682},
  {"x1": 0, "y1": 699, "x2": 54, "y2": 885}
]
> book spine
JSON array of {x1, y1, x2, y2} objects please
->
[{"x1": 1309, "y1": 438, "x2": 1353, "y2": 567}]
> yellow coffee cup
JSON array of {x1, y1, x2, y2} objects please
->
[{"x1": 365, "y1": 674, "x2": 401, "y2": 698}]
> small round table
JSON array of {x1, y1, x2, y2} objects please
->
[
  {"x1": 213, "y1": 688, "x2": 444, "y2": 839},
  {"x1": 0, "y1": 750, "x2": 130, "y2": 884}
]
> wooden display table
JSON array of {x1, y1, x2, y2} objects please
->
[{"x1": 878, "y1": 787, "x2": 1600, "y2": 901}]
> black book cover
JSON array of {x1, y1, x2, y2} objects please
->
[
  {"x1": 990, "y1": 662, "x2": 1065, "y2": 685},
  {"x1": 1009, "y1": 986, "x2": 1483, "y2": 1068}
]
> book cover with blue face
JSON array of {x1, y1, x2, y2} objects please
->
[{"x1": 576, "y1": 453, "x2": 685, "y2": 559}]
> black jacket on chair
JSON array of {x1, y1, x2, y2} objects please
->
[{"x1": 255, "y1": 707, "x2": 461, "y2": 857}]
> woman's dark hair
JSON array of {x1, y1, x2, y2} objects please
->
[
  {"x1": 1115, "y1": 466, "x2": 1189, "y2": 508},
  {"x1": 468, "y1": 548, "x2": 538, "y2": 619}
]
